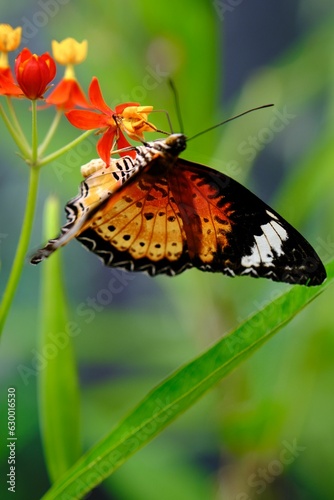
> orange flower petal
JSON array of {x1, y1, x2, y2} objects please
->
[
  {"x1": 46, "y1": 78, "x2": 89, "y2": 110},
  {"x1": 97, "y1": 128, "x2": 115, "y2": 166},
  {"x1": 66, "y1": 109, "x2": 106, "y2": 129},
  {"x1": 115, "y1": 102, "x2": 139, "y2": 114},
  {"x1": 68, "y1": 81, "x2": 90, "y2": 109},
  {"x1": 46, "y1": 78, "x2": 71, "y2": 104},
  {"x1": 0, "y1": 67, "x2": 23, "y2": 96},
  {"x1": 117, "y1": 131, "x2": 136, "y2": 159},
  {"x1": 88, "y1": 77, "x2": 111, "y2": 115}
]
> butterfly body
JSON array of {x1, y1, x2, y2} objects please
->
[{"x1": 31, "y1": 134, "x2": 326, "y2": 286}]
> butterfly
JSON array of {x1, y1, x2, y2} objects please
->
[{"x1": 30, "y1": 133, "x2": 326, "y2": 286}]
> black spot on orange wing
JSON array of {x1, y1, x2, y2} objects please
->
[{"x1": 76, "y1": 162, "x2": 191, "y2": 276}]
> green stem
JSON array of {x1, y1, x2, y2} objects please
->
[
  {"x1": 0, "y1": 165, "x2": 40, "y2": 336},
  {"x1": 6, "y1": 97, "x2": 31, "y2": 153},
  {"x1": 39, "y1": 129, "x2": 94, "y2": 167},
  {"x1": 0, "y1": 102, "x2": 94, "y2": 336},
  {"x1": 39, "y1": 110, "x2": 62, "y2": 156},
  {"x1": 0, "y1": 100, "x2": 41, "y2": 336},
  {"x1": 31, "y1": 100, "x2": 38, "y2": 164},
  {"x1": 0, "y1": 104, "x2": 31, "y2": 158}
]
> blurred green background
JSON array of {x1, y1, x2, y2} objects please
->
[{"x1": 1, "y1": 0, "x2": 334, "y2": 498}]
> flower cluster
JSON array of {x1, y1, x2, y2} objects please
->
[
  {"x1": 0, "y1": 24, "x2": 157, "y2": 166},
  {"x1": 65, "y1": 77, "x2": 155, "y2": 163}
]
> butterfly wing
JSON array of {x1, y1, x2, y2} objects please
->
[
  {"x1": 30, "y1": 156, "x2": 141, "y2": 264},
  {"x1": 171, "y1": 159, "x2": 326, "y2": 285},
  {"x1": 76, "y1": 155, "x2": 191, "y2": 275},
  {"x1": 76, "y1": 157, "x2": 326, "y2": 285}
]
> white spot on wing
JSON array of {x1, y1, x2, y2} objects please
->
[
  {"x1": 254, "y1": 232, "x2": 273, "y2": 263},
  {"x1": 271, "y1": 220, "x2": 288, "y2": 242},
  {"x1": 241, "y1": 243, "x2": 262, "y2": 267},
  {"x1": 266, "y1": 209, "x2": 278, "y2": 220},
  {"x1": 241, "y1": 220, "x2": 289, "y2": 268}
]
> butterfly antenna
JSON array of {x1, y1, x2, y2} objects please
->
[
  {"x1": 110, "y1": 145, "x2": 138, "y2": 156},
  {"x1": 168, "y1": 78, "x2": 184, "y2": 133},
  {"x1": 187, "y1": 104, "x2": 274, "y2": 142},
  {"x1": 147, "y1": 111, "x2": 172, "y2": 135}
]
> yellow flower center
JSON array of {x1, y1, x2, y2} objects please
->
[
  {"x1": 64, "y1": 64, "x2": 76, "y2": 80},
  {"x1": 0, "y1": 24, "x2": 22, "y2": 52},
  {"x1": 121, "y1": 106, "x2": 156, "y2": 138},
  {"x1": 0, "y1": 51, "x2": 8, "y2": 69},
  {"x1": 52, "y1": 38, "x2": 87, "y2": 65}
]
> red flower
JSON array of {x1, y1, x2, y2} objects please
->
[
  {"x1": 66, "y1": 77, "x2": 156, "y2": 165},
  {"x1": 0, "y1": 67, "x2": 23, "y2": 96},
  {"x1": 15, "y1": 48, "x2": 56, "y2": 100},
  {"x1": 45, "y1": 78, "x2": 89, "y2": 110}
]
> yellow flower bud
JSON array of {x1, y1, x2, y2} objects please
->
[
  {"x1": 0, "y1": 24, "x2": 22, "y2": 52},
  {"x1": 122, "y1": 106, "x2": 153, "y2": 119},
  {"x1": 52, "y1": 38, "x2": 87, "y2": 65},
  {"x1": 121, "y1": 106, "x2": 156, "y2": 139}
]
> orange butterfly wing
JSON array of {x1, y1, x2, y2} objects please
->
[
  {"x1": 30, "y1": 155, "x2": 142, "y2": 263},
  {"x1": 77, "y1": 156, "x2": 189, "y2": 275},
  {"x1": 76, "y1": 157, "x2": 325, "y2": 284}
]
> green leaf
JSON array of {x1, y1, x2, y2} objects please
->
[
  {"x1": 38, "y1": 196, "x2": 81, "y2": 482},
  {"x1": 41, "y1": 259, "x2": 333, "y2": 499}
]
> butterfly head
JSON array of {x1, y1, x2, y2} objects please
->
[{"x1": 164, "y1": 133, "x2": 187, "y2": 156}]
